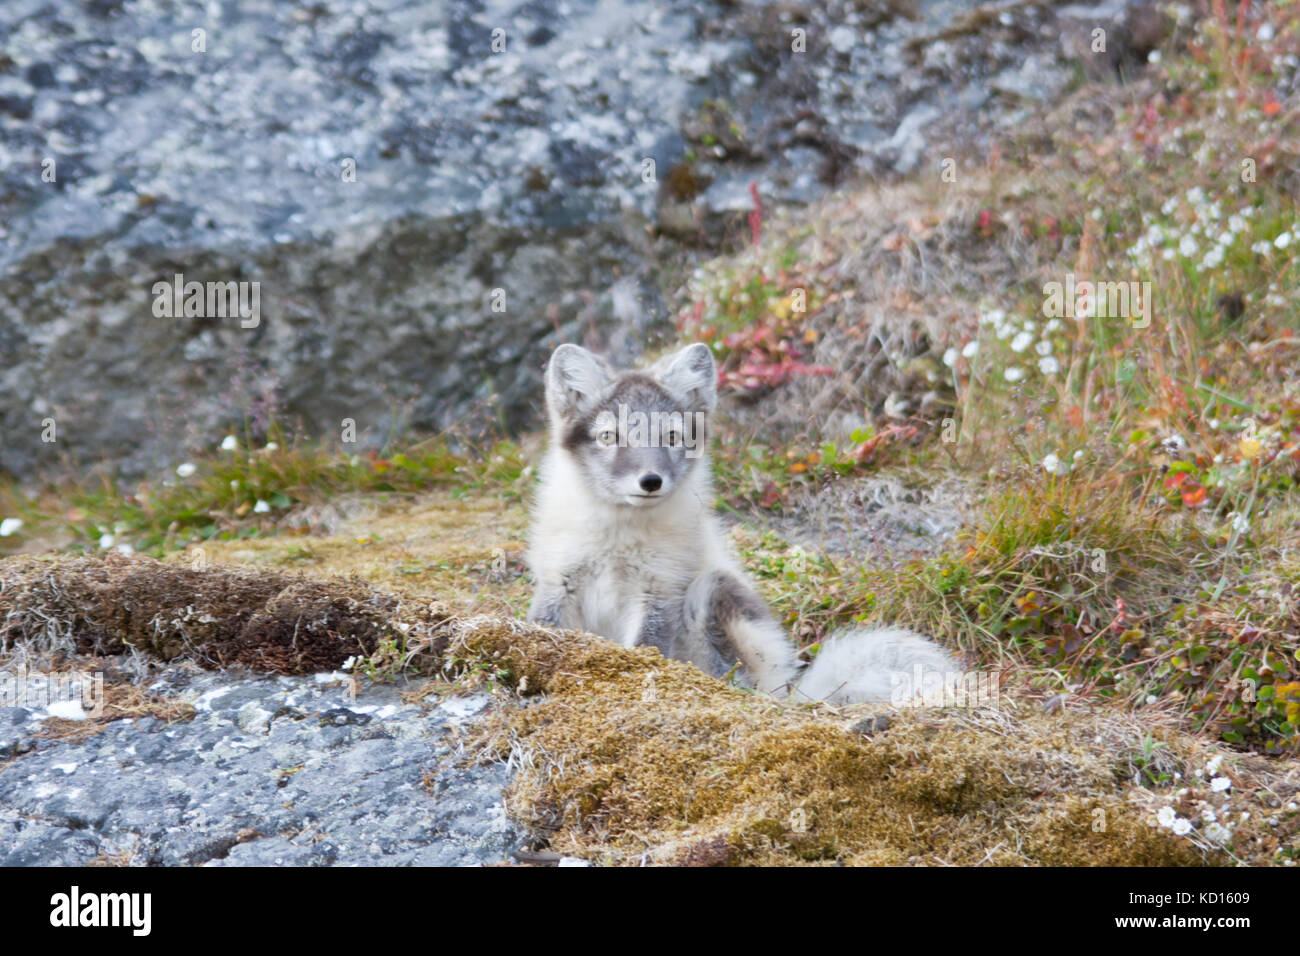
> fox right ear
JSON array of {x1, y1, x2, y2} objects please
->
[{"x1": 545, "y1": 344, "x2": 611, "y2": 419}]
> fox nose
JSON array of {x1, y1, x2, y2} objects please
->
[{"x1": 639, "y1": 473, "x2": 663, "y2": 493}]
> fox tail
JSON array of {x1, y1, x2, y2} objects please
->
[{"x1": 792, "y1": 627, "x2": 957, "y2": 705}]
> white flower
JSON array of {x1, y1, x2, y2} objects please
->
[
  {"x1": 1206, "y1": 754, "x2": 1224, "y2": 775},
  {"x1": 1201, "y1": 806, "x2": 1218, "y2": 822},
  {"x1": 1179, "y1": 235, "x2": 1198, "y2": 257},
  {"x1": 0, "y1": 518, "x2": 23, "y2": 537},
  {"x1": 1211, "y1": 776, "x2": 1232, "y2": 792},
  {"x1": 1003, "y1": 367, "x2": 1024, "y2": 383},
  {"x1": 1146, "y1": 694, "x2": 1158, "y2": 705},
  {"x1": 99, "y1": 533, "x2": 115, "y2": 550},
  {"x1": 1157, "y1": 806, "x2": 1177, "y2": 827},
  {"x1": 1038, "y1": 356, "x2": 1060, "y2": 375},
  {"x1": 1044, "y1": 319, "x2": 1062, "y2": 333},
  {"x1": 961, "y1": 340, "x2": 979, "y2": 359},
  {"x1": 1073, "y1": 450, "x2": 1084, "y2": 461},
  {"x1": 1035, "y1": 340, "x2": 1052, "y2": 356},
  {"x1": 1161, "y1": 197, "x2": 1178, "y2": 216},
  {"x1": 253, "y1": 499, "x2": 271, "y2": 514},
  {"x1": 265, "y1": 442, "x2": 279, "y2": 451},
  {"x1": 176, "y1": 462, "x2": 197, "y2": 478},
  {"x1": 1204, "y1": 822, "x2": 1231, "y2": 844},
  {"x1": 981, "y1": 309, "x2": 1006, "y2": 326},
  {"x1": 220, "y1": 435, "x2": 238, "y2": 451},
  {"x1": 1010, "y1": 331, "x2": 1033, "y2": 353},
  {"x1": 942, "y1": 347, "x2": 958, "y2": 367},
  {"x1": 1042, "y1": 454, "x2": 1065, "y2": 475},
  {"x1": 115, "y1": 543, "x2": 134, "y2": 556},
  {"x1": 1231, "y1": 513, "x2": 1250, "y2": 535},
  {"x1": 1172, "y1": 818, "x2": 1193, "y2": 836},
  {"x1": 1274, "y1": 232, "x2": 1292, "y2": 249}
]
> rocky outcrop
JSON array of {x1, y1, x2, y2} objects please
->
[{"x1": 0, "y1": 0, "x2": 1161, "y2": 477}]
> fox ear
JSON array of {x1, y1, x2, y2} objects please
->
[
  {"x1": 545, "y1": 344, "x2": 612, "y2": 419},
  {"x1": 653, "y1": 343, "x2": 717, "y2": 411}
]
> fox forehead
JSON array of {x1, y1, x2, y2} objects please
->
[{"x1": 561, "y1": 373, "x2": 700, "y2": 451}]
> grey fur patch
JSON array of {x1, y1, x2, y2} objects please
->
[{"x1": 702, "y1": 572, "x2": 773, "y2": 677}]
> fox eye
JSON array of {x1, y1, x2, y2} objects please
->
[
  {"x1": 596, "y1": 429, "x2": 616, "y2": 446},
  {"x1": 665, "y1": 430, "x2": 681, "y2": 446}
]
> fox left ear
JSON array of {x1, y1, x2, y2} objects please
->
[
  {"x1": 545, "y1": 343, "x2": 612, "y2": 421},
  {"x1": 653, "y1": 343, "x2": 717, "y2": 412}
]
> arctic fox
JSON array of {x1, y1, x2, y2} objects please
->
[{"x1": 526, "y1": 342, "x2": 955, "y2": 704}]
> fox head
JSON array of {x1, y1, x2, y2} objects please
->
[{"x1": 543, "y1": 342, "x2": 717, "y2": 508}]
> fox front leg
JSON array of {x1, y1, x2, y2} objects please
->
[{"x1": 527, "y1": 580, "x2": 573, "y2": 628}]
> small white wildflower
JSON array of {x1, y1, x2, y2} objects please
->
[
  {"x1": 1010, "y1": 331, "x2": 1033, "y2": 353},
  {"x1": 1148, "y1": 49, "x2": 1161, "y2": 64},
  {"x1": 0, "y1": 518, "x2": 23, "y2": 537},
  {"x1": 942, "y1": 347, "x2": 958, "y2": 367},
  {"x1": 1251, "y1": 240, "x2": 1272, "y2": 255},
  {"x1": 1146, "y1": 694, "x2": 1158, "y2": 705},
  {"x1": 1211, "y1": 776, "x2": 1232, "y2": 792},
  {"x1": 253, "y1": 499, "x2": 271, "y2": 514},
  {"x1": 981, "y1": 308, "x2": 1006, "y2": 326},
  {"x1": 1274, "y1": 232, "x2": 1292, "y2": 249},
  {"x1": 1161, "y1": 197, "x2": 1177, "y2": 216},
  {"x1": 1157, "y1": 806, "x2": 1177, "y2": 827},
  {"x1": 1073, "y1": 450, "x2": 1084, "y2": 461},
  {"x1": 115, "y1": 543, "x2": 134, "y2": 556},
  {"x1": 1172, "y1": 818, "x2": 1193, "y2": 836},
  {"x1": 1206, "y1": 754, "x2": 1224, "y2": 775},
  {"x1": 1204, "y1": 822, "x2": 1231, "y2": 844},
  {"x1": 176, "y1": 462, "x2": 197, "y2": 478},
  {"x1": 961, "y1": 340, "x2": 979, "y2": 359},
  {"x1": 1160, "y1": 434, "x2": 1187, "y2": 455},
  {"x1": 1201, "y1": 806, "x2": 1218, "y2": 823},
  {"x1": 1003, "y1": 366, "x2": 1024, "y2": 383},
  {"x1": 1257, "y1": 22, "x2": 1274, "y2": 42},
  {"x1": 1179, "y1": 235, "x2": 1197, "y2": 257},
  {"x1": 220, "y1": 435, "x2": 238, "y2": 451},
  {"x1": 1042, "y1": 453, "x2": 1063, "y2": 475},
  {"x1": 1228, "y1": 214, "x2": 1246, "y2": 233},
  {"x1": 1038, "y1": 356, "x2": 1060, "y2": 375},
  {"x1": 99, "y1": 533, "x2": 115, "y2": 550},
  {"x1": 1035, "y1": 340, "x2": 1053, "y2": 357},
  {"x1": 1044, "y1": 318, "x2": 1061, "y2": 333},
  {"x1": 265, "y1": 442, "x2": 279, "y2": 452},
  {"x1": 1231, "y1": 513, "x2": 1250, "y2": 535},
  {"x1": 341, "y1": 656, "x2": 356, "y2": 672}
]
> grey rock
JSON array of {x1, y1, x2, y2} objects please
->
[
  {"x1": 0, "y1": 668, "x2": 521, "y2": 866},
  {"x1": 0, "y1": 0, "x2": 1095, "y2": 480}
]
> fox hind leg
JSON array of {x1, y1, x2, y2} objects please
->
[{"x1": 699, "y1": 572, "x2": 800, "y2": 694}]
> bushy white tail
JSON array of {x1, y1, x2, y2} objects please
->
[{"x1": 793, "y1": 628, "x2": 956, "y2": 705}]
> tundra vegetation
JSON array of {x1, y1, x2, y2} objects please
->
[{"x1": 2, "y1": 4, "x2": 1298, "y2": 864}]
